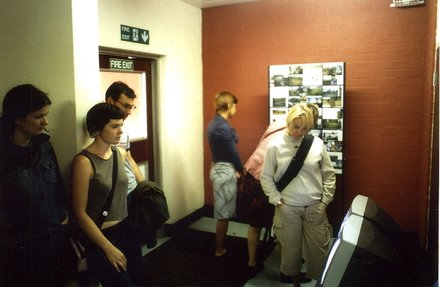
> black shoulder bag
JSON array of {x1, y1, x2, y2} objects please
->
[
  {"x1": 96, "y1": 146, "x2": 118, "y2": 228},
  {"x1": 275, "y1": 134, "x2": 314, "y2": 192}
]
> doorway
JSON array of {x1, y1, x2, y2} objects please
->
[{"x1": 99, "y1": 52, "x2": 156, "y2": 180}]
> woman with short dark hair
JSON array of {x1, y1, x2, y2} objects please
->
[{"x1": 70, "y1": 102, "x2": 143, "y2": 286}]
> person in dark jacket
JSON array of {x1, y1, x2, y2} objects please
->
[
  {"x1": 128, "y1": 180, "x2": 170, "y2": 248},
  {"x1": 0, "y1": 84, "x2": 70, "y2": 286},
  {"x1": 207, "y1": 91, "x2": 244, "y2": 257}
]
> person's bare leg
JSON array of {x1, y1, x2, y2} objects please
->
[
  {"x1": 215, "y1": 219, "x2": 229, "y2": 256},
  {"x1": 247, "y1": 226, "x2": 261, "y2": 267},
  {"x1": 292, "y1": 273, "x2": 301, "y2": 287}
]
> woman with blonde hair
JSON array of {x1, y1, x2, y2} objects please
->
[{"x1": 261, "y1": 103, "x2": 335, "y2": 287}]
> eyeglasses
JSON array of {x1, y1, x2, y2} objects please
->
[{"x1": 117, "y1": 100, "x2": 137, "y2": 111}]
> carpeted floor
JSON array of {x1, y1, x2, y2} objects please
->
[{"x1": 142, "y1": 228, "x2": 275, "y2": 287}]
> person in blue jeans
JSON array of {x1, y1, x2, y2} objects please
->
[
  {"x1": 70, "y1": 103, "x2": 144, "y2": 286},
  {"x1": 0, "y1": 84, "x2": 70, "y2": 286}
]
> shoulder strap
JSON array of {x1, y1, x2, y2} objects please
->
[
  {"x1": 275, "y1": 134, "x2": 314, "y2": 192},
  {"x1": 96, "y1": 146, "x2": 118, "y2": 228}
]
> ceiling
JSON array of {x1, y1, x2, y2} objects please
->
[{"x1": 180, "y1": 0, "x2": 259, "y2": 8}]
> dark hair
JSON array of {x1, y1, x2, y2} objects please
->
[
  {"x1": 105, "y1": 81, "x2": 136, "y2": 101},
  {"x1": 1, "y1": 84, "x2": 51, "y2": 136},
  {"x1": 86, "y1": 103, "x2": 125, "y2": 136}
]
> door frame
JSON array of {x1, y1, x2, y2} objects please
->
[{"x1": 99, "y1": 46, "x2": 158, "y2": 181}]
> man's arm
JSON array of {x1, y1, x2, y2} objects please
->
[{"x1": 126, "y1": 150, "x2": 145, "y2": 183}]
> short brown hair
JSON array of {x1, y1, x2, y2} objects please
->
[{"x1": 214, "y1": 91, "x2": 237, "y2": 112}]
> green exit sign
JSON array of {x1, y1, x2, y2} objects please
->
[
  {"x1": 121, "y1": 25, "x2": 149, "y2": 45},
  {"x1": 109, "y1": 58, "x2": 134, "y2": 71}
]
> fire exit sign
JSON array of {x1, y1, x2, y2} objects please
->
[
  {"x1": 121, "y1": 25, "x2": 149, "y2": 45},
  {"x1": 109, "y1": 58, "x2": 134, "y2": 71}
]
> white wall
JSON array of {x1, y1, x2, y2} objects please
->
[
  {"x1": 0, "y1": 0, "x2": 204, "y2": 224},
  {"x1": 0, "y1": 0, "x2": 99, "y2": 180},
  {"x1": 98, "y1": 0, "x2": 204, "y2": 223},
  {"x1": 71, "y1": 1, "x2": 101, "y2": 151}
]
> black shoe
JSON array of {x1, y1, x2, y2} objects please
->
[
  {"x1": 300, "y1": 273, "x2": 312, "y2": 283},
  {"x1": 280, "y1": 272, "x2": 292, "y2": 283},
  {"x1": 280, "y1": 272, "x2": 312, "y2": 284}
]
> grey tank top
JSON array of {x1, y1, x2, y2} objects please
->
[{"x1": 79, "y1": 148, "x2": 128, "y2": 225}]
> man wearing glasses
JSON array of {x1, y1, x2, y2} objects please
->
[
  {"x1": 105, "y1": 81, "x2": 169, "y2": 250},
  {"x1": 105, "y1": 81, "x2": 145, "y2": 196}
]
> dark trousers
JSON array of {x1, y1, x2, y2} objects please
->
[
  {"x1": 87, "y1": 218, "x2": 144, "y2": 287},
  {"x1": 0, "y1": 230, "x2": 71, "y2": 287}
]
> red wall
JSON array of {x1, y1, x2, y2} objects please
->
[{"x1": 202, "y1": 0, "x2": 436, "y2": 245}]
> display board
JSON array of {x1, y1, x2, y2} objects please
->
[{"x1": 268, "y1": 62, "x2": 345, "y2": 174}]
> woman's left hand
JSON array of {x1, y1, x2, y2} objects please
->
[{"x1": 104, "y1": 244, "x2": 128, "y2": 272}]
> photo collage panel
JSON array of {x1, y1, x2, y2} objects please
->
[{"x1": 269, "y1": 62, "x2": 345, "y2": 174}]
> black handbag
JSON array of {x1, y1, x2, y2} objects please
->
[{"x1": 275, "y1": 134, "x2": 314, "y2": 192}]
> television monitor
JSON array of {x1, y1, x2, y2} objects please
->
[
  {"x1": 347, "y1": 194, "x2": 402, "y2": 243},
  {"x1": 316, "y1": 214, "x2": 400, "y2": 287}
]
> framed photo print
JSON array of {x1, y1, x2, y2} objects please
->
[{"x1": 269, "y1": 62, "x2": 345, "y2": 174}]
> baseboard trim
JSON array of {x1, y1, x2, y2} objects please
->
[{"x1": 164, "y1": 205, "x2": 213, "y2": 237}]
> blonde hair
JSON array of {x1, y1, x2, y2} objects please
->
[
  {"x1": 307, "y1": 103, "x2": 319, "y2": 124},
  {"x1": 286, "y1": 103, "x2": 314, "y2": 131},
  {"x1": 214, "y1": 91, "x2": 238, "y2": 112}
]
